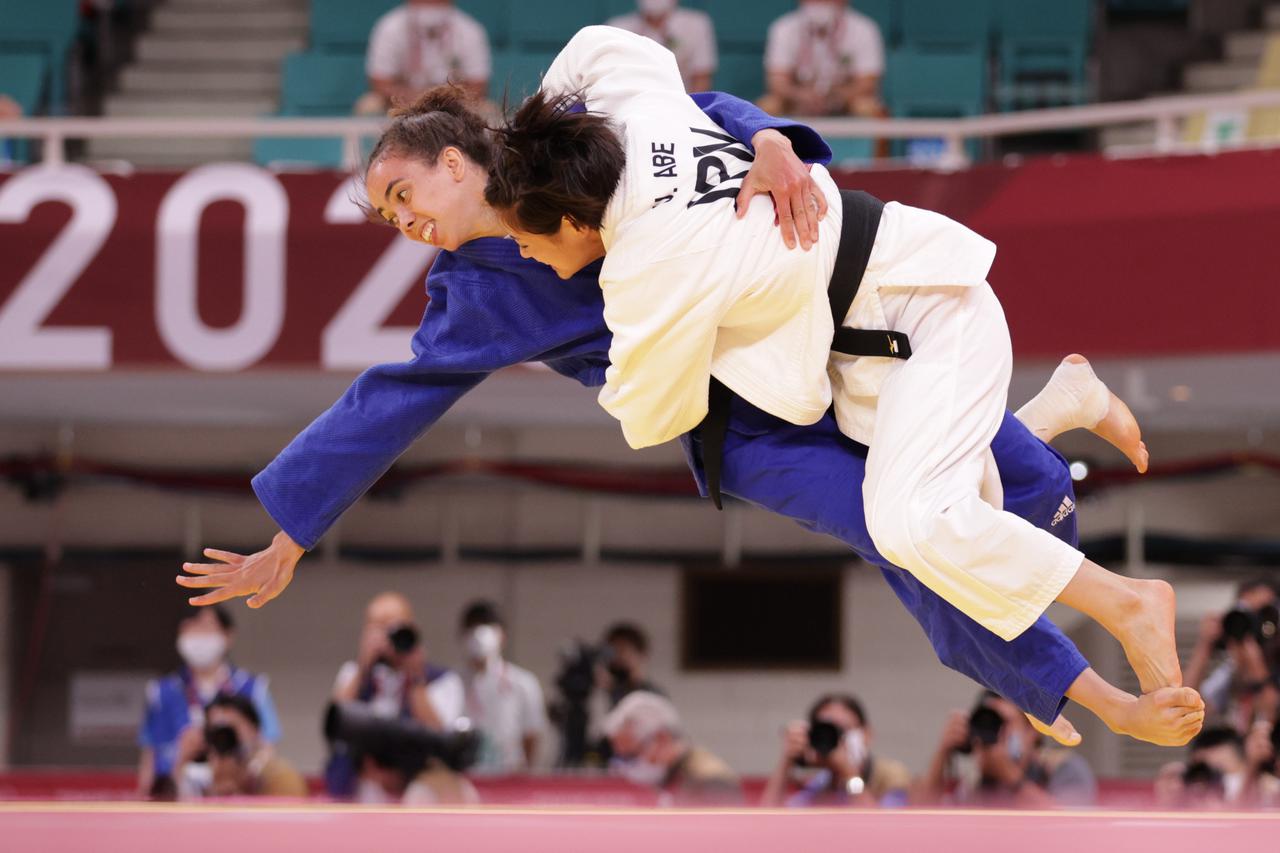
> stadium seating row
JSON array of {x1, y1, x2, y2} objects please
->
[{"x1": 0, "y1": 0, "x2": 77, "y2": 115}]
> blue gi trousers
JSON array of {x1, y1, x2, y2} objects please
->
[{"x1": 683, "y1": 400, "x2": 1089, "y2": 724}]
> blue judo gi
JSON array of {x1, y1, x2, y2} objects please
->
[{"x1": 253, "y1": 93, "x2": 1088, "y2": 724}]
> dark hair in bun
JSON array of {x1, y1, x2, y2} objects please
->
[{"x1": 484, "y1": 89, "x2": 624, "y2": 235}]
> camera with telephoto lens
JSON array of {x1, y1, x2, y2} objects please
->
[
  {"x1": 323, "y1": 701, "x2": 478, "y2": 777},
  {"x1": 1216, "y1": 605, "x2": 1279, "y2": 649},
  {"x1": 791, "y1": 719, "x2": 843, "y2": 768},
  {"x1": 387, "y1": 623, "x2": 420, "y2": 655},
  {"x1": 205, "y1": 723, "x2": 242, "y2": 758},
  {"x1": 954, "y1": 705, "x2": 1005, "y2": 755}
]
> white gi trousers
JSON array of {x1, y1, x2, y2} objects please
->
[{"x1": 859, "y1": 273, "x2": 1084, "y2": 643}]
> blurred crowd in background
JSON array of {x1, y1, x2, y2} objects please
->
[{"x1": 137, "y1": 577, "x2": 1280, "y2": 808}]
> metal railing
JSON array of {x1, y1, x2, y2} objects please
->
[{"x1": 3, "y1": 89, "x2": 1280, "y2": 170}]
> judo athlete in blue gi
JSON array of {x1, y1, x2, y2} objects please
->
[{"x1": 178, "y1": 87, "x2": 1203, "y2": 747}]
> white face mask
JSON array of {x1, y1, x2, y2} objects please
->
[
  {"x1": 618, "y1": 756, "x2": 667, "y2": 787},
  {"x1": 1006, "y1": 731, "x2": 1025, "y2": 763},
  {"x1": 177, "y1": 633, "x2": 227, "y2": 670},
  {"x1": 466, "y1": 625, "x2": 502, "y2": 661},
  {"x1": 639, "y1": 0, "x2": 678, "y2": 17},
  {"x1": 800, "y1": 1, "x2": 842, "y2": 28},
  {"x1": 843, "y1": 727, "x2": 867, "y2": 770}
]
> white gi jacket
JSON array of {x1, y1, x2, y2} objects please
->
[{"x1": 542, "y1": 26, "x2": 995, "y2": 448}]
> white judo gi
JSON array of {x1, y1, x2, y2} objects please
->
[{"x1": 542, "y1": 26, "x2": 1083, "y2": 640}]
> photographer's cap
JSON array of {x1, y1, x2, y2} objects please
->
[{"x1": 603, "y1": 691, "x2": 681, "y2": 741}]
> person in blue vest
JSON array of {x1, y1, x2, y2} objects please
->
[
  {"x1": 137, "y1": 605, "x2": 281, "y2": 798},
  {"x1": 176, "y1": 86, "x2": 1200, "y2": 748}
]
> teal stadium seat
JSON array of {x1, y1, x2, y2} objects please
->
[
  {"x1": 458, "y1": 0, "x2": 511, "y2": 49},
  {"x1": 509, "y1": 0, "x2": 605, "y2": 49},
  {"x1": 0, "y1": 52, "x2": 48, "y2": 163},
  {"x1": 899, "y1": 0, "x2": 992, "y2": 50},
  {"x1": 310, "y1": 0, "x2": 398, "y2": 53},
  {"x1": 489, "y1": 48, "x2": 559, "y2": 103},
  {"x1": 854, "y1": 0, "x2": 899, "y2": 46},
  {"x1": 713, "y1": 51, "x2": 765, "y2": 102},
  {"x1": 886, "y1": 46, "x2": 986, "y2": 159},
  {"x1": 0, "y1": 0, "x2": 78, "y2": 114},
  {"x1": 698, "y1": 0, "x2": 791, "y2": 51},
  {"x1": 253, "y1": 52, "x2": 369, "y2": 169},
  {"x1": 995, "y1": 0, "x2": 1091, "y2": 109}
]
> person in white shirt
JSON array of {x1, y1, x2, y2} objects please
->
[
  {"x1": 329, "y1": 591, "x2": 466, "y2": 799},
  {"x1": 607, "y1": 0, "x2": 717, "y2": 93},
  {"x1": 484, "y1": 26, "x2": 1202, "y2": 743},
  {"x1": 760, "y1": 0, "x2": 886, "y2": 118},
  {"x1": 358, "y1": 0, "x2": 492, "y2": 115},
  {"x1": 459, "y1": 600, "x2": 548, "y2": 773}
]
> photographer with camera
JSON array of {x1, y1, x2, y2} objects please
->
[
  {"x1": 172, "y1": 694, "x2": 306, "y2": 799},
  {"x1": 603, "y1": 691, "x2": 741, "y2": 806},
  {"x1": 601, "y1": 622, "x2": 665, "y2": 709},
  {"x1": 761, "y1": 694, "x2": 911, "y2": 808},
  {"x1": 1184, "y1": 579, "x2": 1280, "y2": 729},
  {"x1": 137, "y1": 605, "x2": 282, "y2": 799},
  {"x1": 459, "y1": 600, "x2": 547, "y2": 773},
  {"x1": 919, "y1": 692, "x2": 1096, "y2": 807},
  {"x1": 326, "y1": 591, "x2": 466, "y2": 800}
]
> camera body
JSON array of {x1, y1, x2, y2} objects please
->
[
  {"x1": 953, "y1": 705, "x2": 1005, "y2": 755},
  {"x1": 387, "y1": 623, "x2": 420, "y2": 655},
  {"x1": 205, "y1": 723, "x2": 242, "y2": 759},
  {"x1": 1217, "y1": 605, "x2": 1279, "y2": 648}
]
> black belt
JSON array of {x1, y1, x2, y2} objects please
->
[{"x1": 700, "y1": 189, "x2": 911, "y2": 510}]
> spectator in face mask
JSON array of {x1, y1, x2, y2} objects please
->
[
  {"x1": 601, "y1": 622, "x2": 664, "y2": 709},
  {"x1": 603, "y1": 691, "x2": 741, "y2": 806},
  {"x1": 606, "y1": 0, "x2": 718, "y2": 92},
  {"x1": 357, "y1": 0, "x2": 492, "y2": 115},
  {"x1": 759, "y1": 0, "x2": 887, "y2": 118},
  {"x1": 761, "y1": 694, "x2": 911, "y2": 807},
  {"x1": 137, "y1": 606, "x2": 281, "y2": 798},
  {"x1": 459, "y1": 600, "x2": 547, "y2": 773}
]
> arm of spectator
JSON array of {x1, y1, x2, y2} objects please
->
[
  {"x1": 520, "y1": 674, "x2": 548, "y2": 769},
  {"x1": 915, "y1": 710, "x2": 968, "y2": 805},
  {"x1": 404, "y1": 652, "x2": 447, "y2": 731},
  {"x1": 1183, "y1": 614, "x2": 1222, "y2": 692},
  {"x1": 760, "y1": 720, "x2": 807, "y2": 806},
  {"x1": 251, "y1": 676, "x2": 283, "y2": 745},
  {"x1": 840, "y1": 74, "x2": 886, "y2": 117},
  {"x1": 136, "y1": 747, "x2": 156, "y2": 797}
]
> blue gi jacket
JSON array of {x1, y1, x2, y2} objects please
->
[{"x1": 253, "y1": 93, "x2": 1088, "y2": 723}]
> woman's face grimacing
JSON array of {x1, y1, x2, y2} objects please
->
[
  {"x1": 506, "y1": 218, "x2": 606, "y2": 280},
  {"x1": 365, "y1": 147, "x2": 485, "y2": 252}
]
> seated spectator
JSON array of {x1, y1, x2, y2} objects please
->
[
  {"x1": 1177, "y1": 724, "x2": 1280, "y2": 808},
  {"x1": 1243, "y1": 715, "x2": 1280, "y2": 807},
  {"x1": 601, "y1": 621, "x2": 664, "y2": 708},
  {"x1": 173, "y1": 695, "x2": 306, "y2": 799},
  {"x1": 0, "y1": 95, "x2": 22, "y2": 165},
  {"x1": 1184, "y1": 578, "x2": 1280, "y2": 728},
  {"x1": 759, "y1": 1, "x2": 886, "y2": 118},
  {"x1": 137, "y1": 606, "x2": 281, "y2": 799},
  {"x1": 459, "y1": 600, "x2": 547, "y2": 773},
  {"x1": 760, "y1": 693, "x2": 911, "y2": 808},
  {"x1": 606, "y1": 0, "x2": 717, "y2": 92},
  {"x1": 357, "y1": 0, "x2": 491, "y2": 116},
  {"x1": 327, "y1": 591, "x2": 465, "y2": 800},
  {"x1": 603, "y1": 691, "x2": 741, "y2": 805},
  {"x1": 918, "y1": 692, "x2": 1097, "y2": 807}
]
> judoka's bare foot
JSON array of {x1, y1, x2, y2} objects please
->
[
  {"x1": 1017, "y1": 353, "x2": 1149, "y2": 473},
  {"x1": 1114, "y1": 577, "x2": 1182, "y2": 694},
  {"x1": 1058, "y1": 562, "x2": 1182, "y2": 694},
  {"x1": 1110, "y1": 687, "x2": 1205, "y2": 747},
  {"x1": 1062, "y1": 354, "x2": 1149, "y2": 474},
  {"x1": 1027, "y1": 712, "x2": 1082, "y2": 747}
]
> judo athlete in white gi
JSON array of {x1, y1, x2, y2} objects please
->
[{"x1": 486, "y1": 26, "x2": 1194, "y2": 706}]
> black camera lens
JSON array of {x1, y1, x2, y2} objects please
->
[
  {"x1": 807, "y1": 720, "x2": 842, "y2": 756},
  {"x1": 388, "y1": 624, "x2": 419, "y2": 654},
  {"x1": 967, "y1": 706, "x2": 1005, "y2": 749},
  {"x1": 1222, "y1": 609, "x2": 1255, "y2": 643},
  {"x1": 206, "y1": 724, "x2": 241, "y2": 757}
]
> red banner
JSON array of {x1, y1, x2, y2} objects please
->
[{"x1": 2, "y1": 150, "x2": 1279, "y2": 372}]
